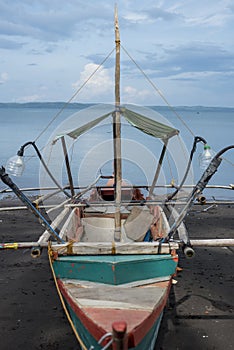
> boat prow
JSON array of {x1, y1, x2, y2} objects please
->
[{"x1": 49, "y1": 244, "x2": 178, "y2": 349}]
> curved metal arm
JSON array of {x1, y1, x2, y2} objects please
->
[
  {"x1": 18, "y1": 141, "x2": 72, "y2": 199},
  {"x1": 165, "y1": 144, "x2": 234, "y2": 242},
  {"x1": 0, "y1": 167, "x2": 64, "y2": 243},
  {"x1": 167, "y1": 136, "x2": 207, "y2": 201}
]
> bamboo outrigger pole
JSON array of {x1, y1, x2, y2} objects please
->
[{"x1": 113, "y1": 6, "x2": 122, "y2": 241}]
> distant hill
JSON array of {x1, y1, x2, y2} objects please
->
[
  {"x1": 0, "y1": 102, "x2": 94, "y2": 109},
  {"x1": 0, "y1": 102, "x2": 233, "y2": 112}
]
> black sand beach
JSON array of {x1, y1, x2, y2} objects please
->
[{"x1": 0, "y1": 200, "x2": 233, "y2": 350}]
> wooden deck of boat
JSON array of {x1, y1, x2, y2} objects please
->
[{"x1": 62, "y1": 279, "x2": 168, "y2": 311}]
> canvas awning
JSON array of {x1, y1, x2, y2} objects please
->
[
  {"x1": 122, "y1": 108, "x2": 179, "y2": 140},
  {"x1": 67, "y1": 112, "x2": 111, "y2": 139},
  {"x1": 57, "y1": 106, "x2": 179, "y2": 141}
]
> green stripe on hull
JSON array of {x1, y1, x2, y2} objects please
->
[
  {"x1": 133, "y1": 312, "x2": 163, "y2": 350},
  {"x1": 53, "y1": 255, "x2": 177, "y2": 285},
  {"x1": 65, "y1": 301, "x2": 102, "y2": 350}
]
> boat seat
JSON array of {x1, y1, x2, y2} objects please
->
[
  {"x1": 80, "y1": 217, "x2": 117, "y2": 242},
  {"x1": 124, "y1": 206, "x2": 167, "y2": 242}
]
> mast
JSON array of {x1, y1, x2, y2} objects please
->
[{"x1": 113, "y1": 6, "x2": 122, "y2": 241}]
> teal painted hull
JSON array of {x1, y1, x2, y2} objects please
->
[
  {"x1": 53, "y1": 252, "x2": 177, "y2": 348},
  {"x1": 126, "y1": 312, "x2": 163, "y2": 350},
  {"x1": 53, "y1": 254, "x2": 177, "y2": 285}
]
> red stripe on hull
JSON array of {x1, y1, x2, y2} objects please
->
[
  {"x1": 57, "y1": 279, "x2": 106, "y2": 341},
  {"x1": 128, "y1": 279, "x2": 171, "y2": 347},
  {"x1": 57, "y1": 278, "x2": 172, "y2": 348}
]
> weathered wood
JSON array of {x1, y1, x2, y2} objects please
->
[
  {"x1": 190, "y1": 239, "x2": 234, "y2": 247},
  {"x1": 38, "y1": 207, "x2": 70, "y2": 244},
  {"x1": 112, "y1": 321, "x2": 128, "y2": 350},
  {"x1": 113, "y1": 6, "x2": 122, "y2": 241},
  {"x1": 51, "y1": 241, "x2": 179, "y2": 255},
  {"x1": 62, "y1": 280, "x2": 167, "y2": 311},
  {"x1": 57, "y1": 276, "x2": 170, "y2": 348},
  {"x1": 1, "y1": 239, "x2": 233, "y2": 252},
  {"x1": 0, "y1": 204, "x2": 55, "y2": 211},
  {"x1": 59, "y1": 207, "x2": 82, "y2": 241},
  {"x1": 62, "y1": 276, "x2": 170, "y2": 288}
]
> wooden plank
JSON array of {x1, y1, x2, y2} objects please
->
[
  {"x1": 61, "y1": 276, "x2": 170, "y2": 288},
  {"x1": 57, "y1": 277, "x2": 171, "y2": 347},
  {"x1": 63, "y1": 282, "x2": 166, "y2": 311},
  {"x1": 2, "y1": 239, "x2": 234, "y2": 251},
  {"x1": 52, "y1": 254, "x2": 177, "y2": 285},
  {"x1": 51, "y1": 241, "x2": 179, "y2": 255},
  {"x1": 38, "y1": 207, "x2": 70, "y2": 244}
]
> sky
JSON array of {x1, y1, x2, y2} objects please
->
[{"x1": 0, "y1": 0, "x2": 234, "y2": 106}]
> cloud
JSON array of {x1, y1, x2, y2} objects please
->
[
  {"x1": 0, "y1": 1, "x2": 233, "y2": 106},
  {"x1": 122, "y1": 12, "x2": 149, "y2": 24},
  {"x1": 177, "y1": 0, "x2": 234, "y2": 27},
  {"x1": 134, "y1": 42, "x2": 234, "y2": 80},
  {"x1": 0, "y1": 1, "x2": 113, "y2": 43},
  {"x1": 227, "y1": 2, "x2": 234, "y2": 13},
  {"x1": 72, "y1": 63, "x2": 113, "y2": 101},
  {"x1": 0, "y1": 72, "x2": 8, "y2": 84},
  {"x1": 185, "y1": 13, "x2": 231, "y2": 27},
  {"x1": 0, "y1": 38, "x2": 25, "y2": 50},
  {"x1": 165, "y1": 43, "x2": 234, "y2": 75},
  {"x1": 121, "y1": 1, "x2": 233, "y2": 28},
  {"x1": 122, "y1": 6, "x2": 181, "y2": 24},
  {"x1": 123, "y1": 85, "x2": 152, "y2": 103},
  {"x1": 143, "y1": 6, "x2": 182, "y2": 22},
  {"x1": 85, "y1": 54, "x2": 115, "y2": 70}
]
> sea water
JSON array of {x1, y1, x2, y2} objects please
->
[{"x1": 0, "y1": 103, "x2": 233, "y2": 200}]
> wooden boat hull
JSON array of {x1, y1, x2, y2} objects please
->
[
  {"x1": 62, "y1": 288, "x2": 164, "y2": 349},
  {"x1": 51, "y1": 252, "x2": 178, "y2": 349},
  {"x1": 52, "y1": 254, "x2": 178, "y2": 284}
]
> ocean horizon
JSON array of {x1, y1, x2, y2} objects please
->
[
  {"x1": 0, "y1": 103, "x2": 233, "y2": 200},
  {"x1": 1, "y1": 102, "x2": 234, "y2": 110}
]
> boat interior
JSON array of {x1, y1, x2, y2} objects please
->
[{"x1": 59, "y1": 186, "x2": 169, "y2": 244}]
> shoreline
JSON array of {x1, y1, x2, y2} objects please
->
[{"x1": 0, "y1": 201, "x2": 233, "y2": 349}]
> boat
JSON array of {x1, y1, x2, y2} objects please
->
[{"x1": 0, "y1": 7, "x2": 234, "y2": 350}]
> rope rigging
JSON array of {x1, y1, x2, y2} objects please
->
[
  {"x1": 120, "y1": 43, "x2": 234, "y2": 171},
  {"x1": 2, "y1": 40, "x2": 233, "y2": 198},
  {"x1": 34, "y1": 47, "x2": 115, "y2": 143},
  {"x1": 120, "y1": 44, "x2": 196, "y2": 138}
]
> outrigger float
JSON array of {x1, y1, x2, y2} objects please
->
[{"x1": 0, "y1": 8, "x2": 233, "y2": 350}]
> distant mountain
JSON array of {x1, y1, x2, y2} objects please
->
[
  {"x1": 0, "y1": 102, "x2": 233, "y2": 112},
  {"x1": 0, "y1": 102, "x2": 94, "y2": 109}
]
